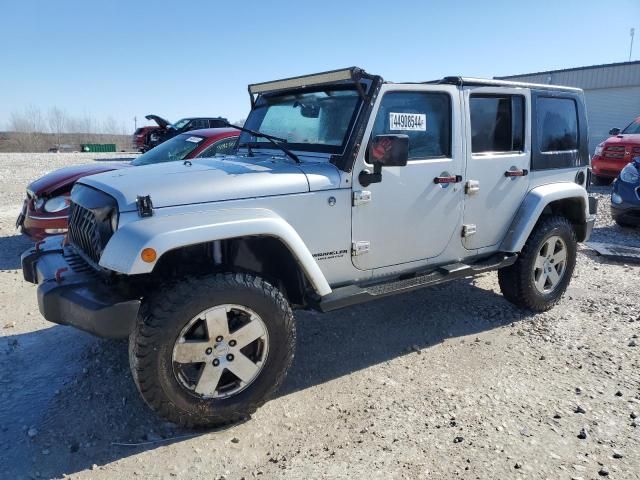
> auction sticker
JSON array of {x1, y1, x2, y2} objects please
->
[
  {"x1": 185, "y1": 136, "x2": 203, "y2": 143},
  {"x1": 389, "y1": 113, "x2": 426, "y2": 131}
]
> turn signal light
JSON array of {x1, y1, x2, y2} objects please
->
[{"x1": 141, "y1": 248, "x2": 157, "y2": 263}]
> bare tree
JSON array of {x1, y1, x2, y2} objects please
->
[
  {"x1": 8, "y1": 105, "x2": 46, "y2": 152},
  {"x1": 233, "y1": 118, "x2": 246, "y2": 127},
  {"x1": 48, "y1": 106, "x2": 67, "y2": 147},
  {"x1": 101, "y1": 116, "x2": 119, "y2": 135}
]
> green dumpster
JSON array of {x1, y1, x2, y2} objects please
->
[{"x1": 81, "y1": 144, "x2": 116, "y2": 153}]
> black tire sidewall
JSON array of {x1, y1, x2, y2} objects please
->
[{"x1": 133, "y1": 275, "x2": 294, "y2": 425}]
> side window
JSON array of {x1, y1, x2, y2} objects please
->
[
  {"x1": 470, "y1": 95, "x2": 524, "y2": 154},
  {"x1": 370, "y1": 91, "x2": 451, "y2": 160},
  {"x1": 196, "y1": 137, "x2": 238, "y2": 158},
  {"x1": 536, "y1": 97, "x2": 578, "y2": 152}
]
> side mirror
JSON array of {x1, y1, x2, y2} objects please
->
[
  {"x1": 609, "y1": 127, "x2": 621, "y2": 136},
  {"x1": 369, "y1": 134, "x2": 409, "y2": 167},
  {"x1": 359, "y1": 135, "x2": 409, "y2": 186}
]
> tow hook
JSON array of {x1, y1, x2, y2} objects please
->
[{"x1": 55, "y1": 267, "x2": 68, "y2": 283}]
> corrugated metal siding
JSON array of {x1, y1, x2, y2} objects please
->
[
  {"x1": 496, "y1": 62, "x2": 640, "y2": 90},
  {"x1": 585, "y1": 86, "x2": 640, "y2": 154}
]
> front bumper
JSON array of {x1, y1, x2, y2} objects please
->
[
  {"x1": 592, "y1": 156, "x2": 630, "y2": 178},
  {"x1": 611, "y1": 179, "x2": 640, "y2": 225},
  {"x1": 611, "y1": 202, "x2": 640, "y2": 225},
  {"x1": 19, "y1": 200, "x2": 69, "y2": 241},
  {"x1": 21, "y1": 238, "x2": 140, "y2": 339}
]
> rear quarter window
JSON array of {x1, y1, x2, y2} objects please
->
[
  {"x1": 537, "y1": 97, "x2": 578, "y2": 152},
  {"x1": 530, "y1": 91, "x2": 587, "y2": 170}
]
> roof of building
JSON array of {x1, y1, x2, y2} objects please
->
[
  {"x1": 495, "y1": 60, "x2": 640, "y2": 79},
  {"x1": 494, "y1": 61, "x2": 640, "y2": 90}
]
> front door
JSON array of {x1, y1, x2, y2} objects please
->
[
  {"x1": 351, "y1": 84, "x2": 464, "y2": 271},
  {"x1": 462, "y1": 87, "x2": 531, "y2": 250}
]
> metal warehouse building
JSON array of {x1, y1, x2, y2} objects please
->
[{"x1": 496, "y1": 61, "x2": 640, "y2": 155}]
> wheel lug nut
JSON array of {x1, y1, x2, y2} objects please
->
[
  {"x1": 205, "y1": 347, "x2": 213, "y2": 355},
  {"x1": 212, "y1": 359, "x2": 220, "y2": 366},
  {"x1": 226, "y1": 354, "x2": 234, "y2": 361},
  {"x1": 229, "y1": 340, "x2": 236, "y2": 347},
  {"x1": 216, "y1": 336, "x2": 223, "y2": 342}
]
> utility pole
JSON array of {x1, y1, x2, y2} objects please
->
[
  {"x1": 134, "y1": 116, "x2": 137, "y2": 130},
  {"x1": 631, "y1": 28, "x2": 635, "y2": 62}
]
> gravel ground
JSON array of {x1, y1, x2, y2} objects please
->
[{"x1": 0, "y1": 153, "x2": 639, "y2": 480}]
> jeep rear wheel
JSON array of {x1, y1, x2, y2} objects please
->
[
  {"x1": 129, "y1": 273, "x2": 295, "y2": 428},
  {"x1": 498, "y1": 216, "x2": 577, "y2": 312}
]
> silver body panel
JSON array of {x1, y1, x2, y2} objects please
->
[{"x1": 77, "y1": 80, "x2": 591, "y2": 297}]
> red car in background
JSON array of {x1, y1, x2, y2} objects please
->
[
  {"x1": 17, "y1": 128, "x2": 239, "y2": 240},
  {"x1": 133, "y1": 125, "x2": 161, "y2": 152},
  {"x1": 591, "y1": 116, "x2": 640, "y2": 184}
]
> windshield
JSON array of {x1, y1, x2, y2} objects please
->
[
  {"x1": 172, "y1": 118, "x2": 190, "y2": 130},
  {"x1": 621, "y1": 117, "x2": 640, "y2": 135},
  {"x1": 131, "y1": 134, "x2": 204, "y2": 166},
  {"x1": 240, "y1": 87, "x2": 362, "y2": 155}
]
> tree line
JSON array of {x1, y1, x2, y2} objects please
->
[{"x1": 2, "y1": 105, "x2": 132, "y2": 152}]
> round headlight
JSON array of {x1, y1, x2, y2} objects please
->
[
  {"x1": 110, "y1": 213, "x2": 118, "y2": 231},
  {"x1": 619, "y1": 163, "x2": 640, "y2": 184},
  {"x1": 43, "y1": 196, "x2": 69, "y2": 213}
]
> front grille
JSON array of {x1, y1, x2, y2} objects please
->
[
  {"x1": 67, "y1": 184, "x2": 118, "y2": 265},
  {"x1": 68, "y1": 202, "x2": 104, "y2": 263},
  {"x1": 604, "y1": 146, "x2": 625, "y2": 159}
]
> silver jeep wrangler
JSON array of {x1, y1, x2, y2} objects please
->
[{"x1": 22, "y1": 67, "x2": 597, "y2": 427}]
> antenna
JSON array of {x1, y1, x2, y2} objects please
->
[{"x1": 631, "y1": 28, "x2": 635, "y2": 62}]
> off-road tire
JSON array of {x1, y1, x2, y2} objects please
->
[
  {"x1": 129, "y1": 273, "x2": 296, "y2": 429},
  {"x1": 498, "y1": 215, "x2": 577, "y2": 312}
]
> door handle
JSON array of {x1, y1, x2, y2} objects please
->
[
  {"x1": 504, "y1": 169, "x2": 529, "y2": 177},
  {"x1": 433, "y1": 175, "x2": 462, "y2": 184}
]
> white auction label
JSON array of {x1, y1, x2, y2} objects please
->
[{"x1": 389, "y1": 112, "x2": 426, "y2": 131}]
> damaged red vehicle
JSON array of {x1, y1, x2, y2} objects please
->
[
  {"x1": 133, "y1": 125, "x2": 161, "y2": 152},
  {"x1": 17, "y1": 128, "x2": 239, "y2": 240},
  {"x1": 591, "y1": 116, "x2": 640, "y2": 184}
]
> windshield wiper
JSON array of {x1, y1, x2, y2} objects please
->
[{"x1": 222, "y1": 122, "x2": 300, "y2": 164}]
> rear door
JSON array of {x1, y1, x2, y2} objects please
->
[{"x1": 462, "y1": 87, "x2": 531, "y2": 250}]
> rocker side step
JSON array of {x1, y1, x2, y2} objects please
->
[{"x1": 317, "y1": 253, "x2": 516, "y2": 312}]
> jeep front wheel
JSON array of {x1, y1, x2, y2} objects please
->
[
  {"x1": 129, "y1": 273, "x2": 296, "y2": 428},
  {"x1": 498, "y1": 216, "x2": 577, "y2": 312}
]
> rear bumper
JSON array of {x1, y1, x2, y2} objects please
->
[
  {"x1": 21, "y1": 238, "x2": 140, "y2": 339},
  {"x1": 581, "y1": 196, "x2": 598, "y2": 242}
]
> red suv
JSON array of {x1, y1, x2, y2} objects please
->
[{"x1": 591, "y1": 116, "x2": 640, "y2": 184}]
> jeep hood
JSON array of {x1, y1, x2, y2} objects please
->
[{"x1": 78, "y1": 156, "x2": 321, "y2": 212}]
